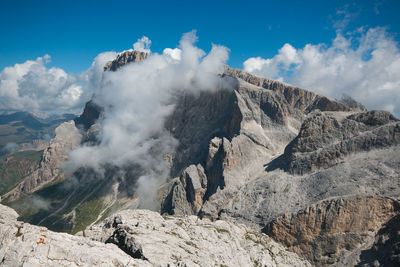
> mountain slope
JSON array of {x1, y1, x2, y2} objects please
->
[{"x1": 0, "y1": 111, "x2": 75, "y2": 154}]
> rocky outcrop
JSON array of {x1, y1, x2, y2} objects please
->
[
  {"x1": 105, "y1": 222, "x2": 147, "y2": 260},
  {"x1": 104, "y1": 50, "x2": 149, "y2": 71},
  {"x1": 281, "y1": 110, "x2": 400, "y2": 174},
  {"x1": 0, "y1": 204, "x2": 310, "y2": 266},
  {"x1": 2, "y1": 121, "x2": 82, "y2": 202},
  {"x1": 162, "y1": 164, "x2": 208, "y2": 215},
  {"x1": 263, "y1": 196, "x2": 400, "y2": 266},
  {"x1": 0, "y1": 204, "x2": 148, "y2": 266},
  {"x1": 82, "y1": 207, "x2": 311, "y2": 266}
]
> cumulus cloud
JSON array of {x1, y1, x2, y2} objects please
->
[
  {"x1": 133, "y1": 36, "x2": 152, "y2": 53},
  {"x1": 163, "y1": 48, "x2": 182, "y2": 61},
  {"x1": 65, "y1": 31, "x2": 230, "y2": 209},
  {"x1": 0, "y1": 50, "x2": 117, "y2": 115},
  {"x1": 0, "y1": 55, "x2": 84, "y2": 114},
  {"x1": 244, "y1": 27, "x2": 400, "y2": 117}
]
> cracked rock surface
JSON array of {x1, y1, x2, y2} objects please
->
[
  {"x1": 0, "y1": 204, "x2": 309, "y2": 266},
  {"x1": 0, "y1": 204, "x2": 149, "y2": 266},
  {"x1": 83, "y1": 209, "x2": 311, "y2": 267}
]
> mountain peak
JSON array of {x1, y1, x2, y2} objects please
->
[{"x1": 103, "y1": 50, "x2": 149, "y2": 71}]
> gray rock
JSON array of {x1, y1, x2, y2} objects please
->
[
  {"x1": 339, "y1": 94, "x2": 367, "y2": 112},
  {"x1": 280, "y1": 111, "x2": 400, "y2": 174},
  {"x1": 0, "y1": 204, "x2": 148, "y2": 266},
  {"x1": 84, "y1": 208, "x2": 311, "y2": 266},
  {"x1": 106, "y1": 228, "x2": 146, "y2": 260}
]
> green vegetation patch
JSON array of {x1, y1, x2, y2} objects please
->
[
  {"x1": 72, "y1": 197, "x2": 106, "y2": 234},
  {"x1": 0, "y1": 150, "x2": 43, "y2": 195}
]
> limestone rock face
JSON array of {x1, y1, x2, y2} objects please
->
[
  {"x1": 263, "y1": 196, "x2": 400, "y2": 266},
  {"x1": 0, "y1": 204, "x2": 149, "y2": 266},
  {"x1": 104, "y1": 50, "x2": 149, "y2": 71},
  {"x1": 162, "y1": 164, "x2": 208, "y2": 215},
  {"x1": 83, "y1": 208, "x2": 311, "y2": 267},
  {"x1": 0, "y1": 204, "x2": 309, "y2": 267},
  {"x1": 2, "y1": 121, "x2": 82, "y2": 202},
  {"x1": 281, "y1": 110, "x2": 400, "y2": 174},
  {"x1": 162, "y1": 68, "x2": 360, "y2": 218}
]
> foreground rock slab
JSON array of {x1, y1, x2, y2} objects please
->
[
  {"x1": 0, "y1": 204, "x2": 310, "y2": 266},
  {"x1": 0, "y1": 204, "x2": 149, "y2": 266},
  {"x1": 83, "y1": 209, "x2": 311, "y2": 267}
]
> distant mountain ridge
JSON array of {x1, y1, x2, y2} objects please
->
[{"x1": 0, "y1": 111, "x2": 76, "y2": 152}]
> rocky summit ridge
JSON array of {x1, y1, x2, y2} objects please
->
[
  {"x1": 0, "y1": 204, "x2": 310, "y2": 266},
  {"x1": 1, "y1": 50, "x2": 399, "y2": 266}
]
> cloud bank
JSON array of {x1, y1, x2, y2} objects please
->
[
  {"x1": 65, "y1": 31, "x2": 229, "y2": 208},
  {"x1": 244, "y1": 27, "x2": 400, "y2": 117}
]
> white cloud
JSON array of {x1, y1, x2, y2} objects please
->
[
  {"x1": 133, "y1": 36, "x2": 152, "y2": 53},
  {"x1": 163, "y1": 48, "x2": 182, "y2": 61},
  {"x1": 65, "y1": 31, "x2": 230, "y2": 209},
  {"x1": 0, "y1": 55, "x2": 83, "y2": 114},
  {"x1": 0, "y1": 51, "x2": 117, "y2": 115},
  {"x1": 243, "y1": 27, "x2": 400, "y2": 117}
]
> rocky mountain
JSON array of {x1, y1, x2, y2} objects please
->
[{"x1": 1, "y1": 50, "x2": 399, "y2": 266}]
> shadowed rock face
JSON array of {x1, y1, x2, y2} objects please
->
[
  {"x1": 263, "y1": 196, "x2": 400, "y2": 266},
  {"x1": 74, "y1": 100, "x2": 102, "y2": 131},
  {"x1": 357, "y1": 214, "x2": 400, "y2": 267}
]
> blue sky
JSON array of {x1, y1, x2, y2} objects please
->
[
  {"x1": 0, "y1": 0, "x2": 399, "y2": 117},
  {"x1": 1, "y1": 0, "x2": 399, "y2": 73}
]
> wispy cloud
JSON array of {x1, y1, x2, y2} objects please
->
[
  {"x1": 65, "y1": 31, "x2": 230, "y2": 209},
  {"x1": 133, "y1": 36, "x2": 152, "y2": 53}
]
